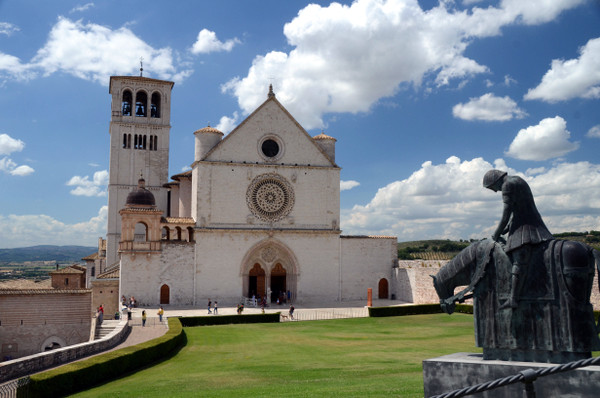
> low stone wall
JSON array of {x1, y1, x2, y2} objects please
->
[
  {"x1": 0, "y1": 320, "x2": 130, "y2": 383},
  {"x1": 395, "y1": 260, "x2": 447, "y2": 304},
  {"x1": 396, "y1": 260, "x2": 600, "y2": 310}
]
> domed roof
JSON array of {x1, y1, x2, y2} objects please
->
[
  {"x1": 194, "y1": 125, "x2": 223, "y2": 135},
  {"x1": 313, "y1": 131, "x2": 337, "y2": 141},
  {"x1": 126, "y1": 178, "x2": 156, "y2": 207}
]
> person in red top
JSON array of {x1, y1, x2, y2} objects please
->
[{"x1": 98, "y1": 304, "x2": 104, "y2": 325}]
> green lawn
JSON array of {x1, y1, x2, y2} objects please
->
[{"x1": 70, "y1": 314, "x2": 479, "y2": 398}]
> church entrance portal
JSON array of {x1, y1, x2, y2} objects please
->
[
  {"x1": 248, "y1": 263, "x2": 266, "y2": 299},
  {"x1": 271, "y1": 263, "x2": 286, "y2": 303}
]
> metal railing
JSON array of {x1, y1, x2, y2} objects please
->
[
  {"x1": 431, "y1": 355, "x2": 600, "y2": 398},
  {"x1": 0, "y1": 376, "x2": 29, "y2": 398}
]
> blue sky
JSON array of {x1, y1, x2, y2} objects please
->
[{"x1": 0, "y1": 0, "x2": 599, "y2": 248}]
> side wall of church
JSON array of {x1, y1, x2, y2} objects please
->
[
  {"x1": 120, "y1": 242, "x2": 195, "y2": 306},
  {"x1": 340, "y1": 237, "x2": 397, "y2": 300},
  {"x1": 0, "y1": 292, "x2": 91, "y2": 360}
]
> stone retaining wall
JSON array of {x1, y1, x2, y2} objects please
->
[{"x1": 0, "y1": 320, "x2": 130, "y2": 383}]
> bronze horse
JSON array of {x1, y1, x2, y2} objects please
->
[{"x1": 432, "y1": 238, "x2": 600, "y2": 363}]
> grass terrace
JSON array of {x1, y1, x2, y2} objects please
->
[{"x1": 70, "y1": 313, "x2": 479, "y2": 398}]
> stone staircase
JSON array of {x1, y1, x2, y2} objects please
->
[{"x1": 95, "y1": 320, "x2": 121, "y2": 340}]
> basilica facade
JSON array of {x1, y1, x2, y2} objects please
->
[{"x1": 105, "y1": 76, "x2": 397, "y2": 306}]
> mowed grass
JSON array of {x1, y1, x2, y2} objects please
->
[{"x1": 70, "y1": 314, "x2": 479, "y2": 398}]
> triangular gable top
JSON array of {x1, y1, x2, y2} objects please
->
[{"x1": 202, "y1": 95, "x2": 337, "y2": 167}]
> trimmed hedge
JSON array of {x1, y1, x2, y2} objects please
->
[
  {"x1": 368, "y1": 303, "x2": 475, "y2": 317},
  {"x1": 368, "y1": 304, "x2": 443, "y2": 317},
  {"x1": 21, "y1": 317, "x2": 186, "y2": 398},
  {"x1": 179, "y1": 312, "x2": 280, "y2": 327}
]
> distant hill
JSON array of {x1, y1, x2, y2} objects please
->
[
  {"x1": 0, "y1": 245, "x2": 96, "y2": 263},
  {"x1": 398, "y1": 232, "x2": 600, "y2": 260}
]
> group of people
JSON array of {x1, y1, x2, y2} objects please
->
[{"x1": 207, "y1": 299, "x2": 218, "y2": 315}]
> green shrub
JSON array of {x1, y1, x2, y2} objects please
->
[
  {"x1": 368, "y1": 304, "x2": 443, "y2": 317},
  {"x1": 22, "y1": 317, "x2": 185, "y2": 398},
  {"x1": 178, "y1": 312, "x2": 280, "y2": 327}
]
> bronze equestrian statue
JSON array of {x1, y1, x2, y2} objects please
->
[{"x1": 433, "y1": 170, "x2": 600, "y2": 363}]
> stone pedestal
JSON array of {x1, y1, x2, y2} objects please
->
[{"x1": 423, "y1": 352, "x2": 600, "y2": 397}]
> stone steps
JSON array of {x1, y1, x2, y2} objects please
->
[{"x1": 95, "y1": 320, "x2": 120, "y2": 340}]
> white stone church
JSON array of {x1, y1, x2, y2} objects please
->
[{"x1": 101, "y1": 75, "x2": 397, "y2": 307}]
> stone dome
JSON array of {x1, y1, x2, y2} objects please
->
[
  {"x1": 194, "y1": 125, "x2": 224, "y2": 135},
  {"x1": 313, "y1": 132, "x2": 337, "y2": 141},
  {"x1": 126, "y1": 178, "x2": 156, "y2": 207}
]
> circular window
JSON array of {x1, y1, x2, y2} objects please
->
[
  {"x1": 247, "y1": 174, "x2": 295, "y2": 222},
  {"x1": 261, "y1": 139, "x2": 279, "y2": 158},
  {"x1": 258, "y1": 135, "x2": 284, "y2": 162}
]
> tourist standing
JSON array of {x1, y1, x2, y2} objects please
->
[
  {"x1": 208, "y1": 299, "x2": 212, "y2": 314},
  {"x1": 213, "y1": 301, "x2": 218, "y2": 315},
  {"x1": 157, "y1": 306, "x2": 164, "y2": 322},
  {"x1": 142, "y1": 310, "x2": 147, "y2": 327}
]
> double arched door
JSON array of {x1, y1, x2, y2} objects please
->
[{"x1": 242, "y1": 240, "x2": 297, "y2": 303}]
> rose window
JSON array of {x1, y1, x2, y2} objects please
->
[{"x1": 247, "y1": 174, "x2": 294, "y2": 222}]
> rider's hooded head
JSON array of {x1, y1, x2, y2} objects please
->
[{"x1": 483, "y1": 170, "x2": 507, "y2": 192}]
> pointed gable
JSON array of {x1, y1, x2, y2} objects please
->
[{"x1": 204, "y1": 96, "x2": 337, "y2": 167}]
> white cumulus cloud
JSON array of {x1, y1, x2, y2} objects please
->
[
  {"x1": 0, "y1": 22, "x2": 20, "y2": 36},
  {"x1": 524, "y1": 37, "x2": 600, "y2": 102},
  {"x1": 340, "y1": 180, "x2": 360, "y2": 191},
  {"x1": 215, "y1": 112, "x2": 239, "y2": 135},
  {"x1": 586, "y1": 125, "x2": 600, "y2": 138},
  {"x1": 191, "y1": 29, "x2": 240, "y2": 54},
  {"x1": 66, "y1": 170, "x2": 109, "y2": 197},
  {"x1": 0, "y1": 17, "x2": 192, "y2": 85},
  {"x1": 0, "y1": 133, "x2": 25, "y2": 155},
  {"x1": 452, "y1": 93, "x2": 527, "y2": 121},
  {"x1": 341, "y1": 157, "x2": 600, "y2": 241},
  {"x1": 0, "y1": 206, "x2": 107, "y2": 248},
  {"x1": 0, "y1": 133, "x2": 34, "y2": 176},
  {"x1": 506, "y1": 116, "x2": 579, "y2": 161},
  {"x1": 222, "y1": 0, "x2": 583, "y2": 129},
  {"x1": 70, "y1": 3, "x2": 95, "y2": 13}
]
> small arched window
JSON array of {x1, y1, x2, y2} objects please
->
[
  {"x1": 151, "y1": 92, "x2": 161, "y2": 118},
  {"x1": 162, "y1": 227, "x2": 170, "y2": 240},
  {"x1": 175, "y1": 227, "x2": 182, "y2": 241},
  {"x1": 135, "y1": 91, "x2": 147, "y2": 117},
  {"x1": 153, "y1": 135, "x2": 158, "y2": 151},
  {"x1": 187, "y1": 227, "x2": 194, "y2": 242},
  {"x1": 134, "y1": 222, "x2": 149, "y2": 242},
  {"x1": 122, "y1": 90, "x2": 132, "y2": 116},
  {"x1": 143, "y1": 135, "x2": 147, "y2": 150}
]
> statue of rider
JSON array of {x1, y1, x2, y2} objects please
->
[{"x1": 483, "y1": 170, "x2": 553, "y2": 309}]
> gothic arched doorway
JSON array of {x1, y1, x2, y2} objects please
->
[
  {"x1": 160, "y1": 284, "x2": 170, "y2": 304},
  {"x1": 378, "y1": 278, "x2": 389, "y2": 299},
  {"x1": 248, "y1": 263, "x2": 266, "y2": 299},
  {"x1": 240, "y1": 239, "x2": 298, "y2": 303},
  {"x1": 271, "y1": 263, "x2": 287, "y2": 303}
]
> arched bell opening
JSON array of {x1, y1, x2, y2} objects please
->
[
  {"x1": 151, "y1": 92, "x2": 161, "y2": 118},
  {"x1": 122, "y1": 89, "x2": 132, "y2": 116},
  {"x1": 135, "y1": 91, "x2": 147, "y2": 117}
]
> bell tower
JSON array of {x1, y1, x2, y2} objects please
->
[{"x1": 106, "y1": 76, "x2": 174, "y2": 266}]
